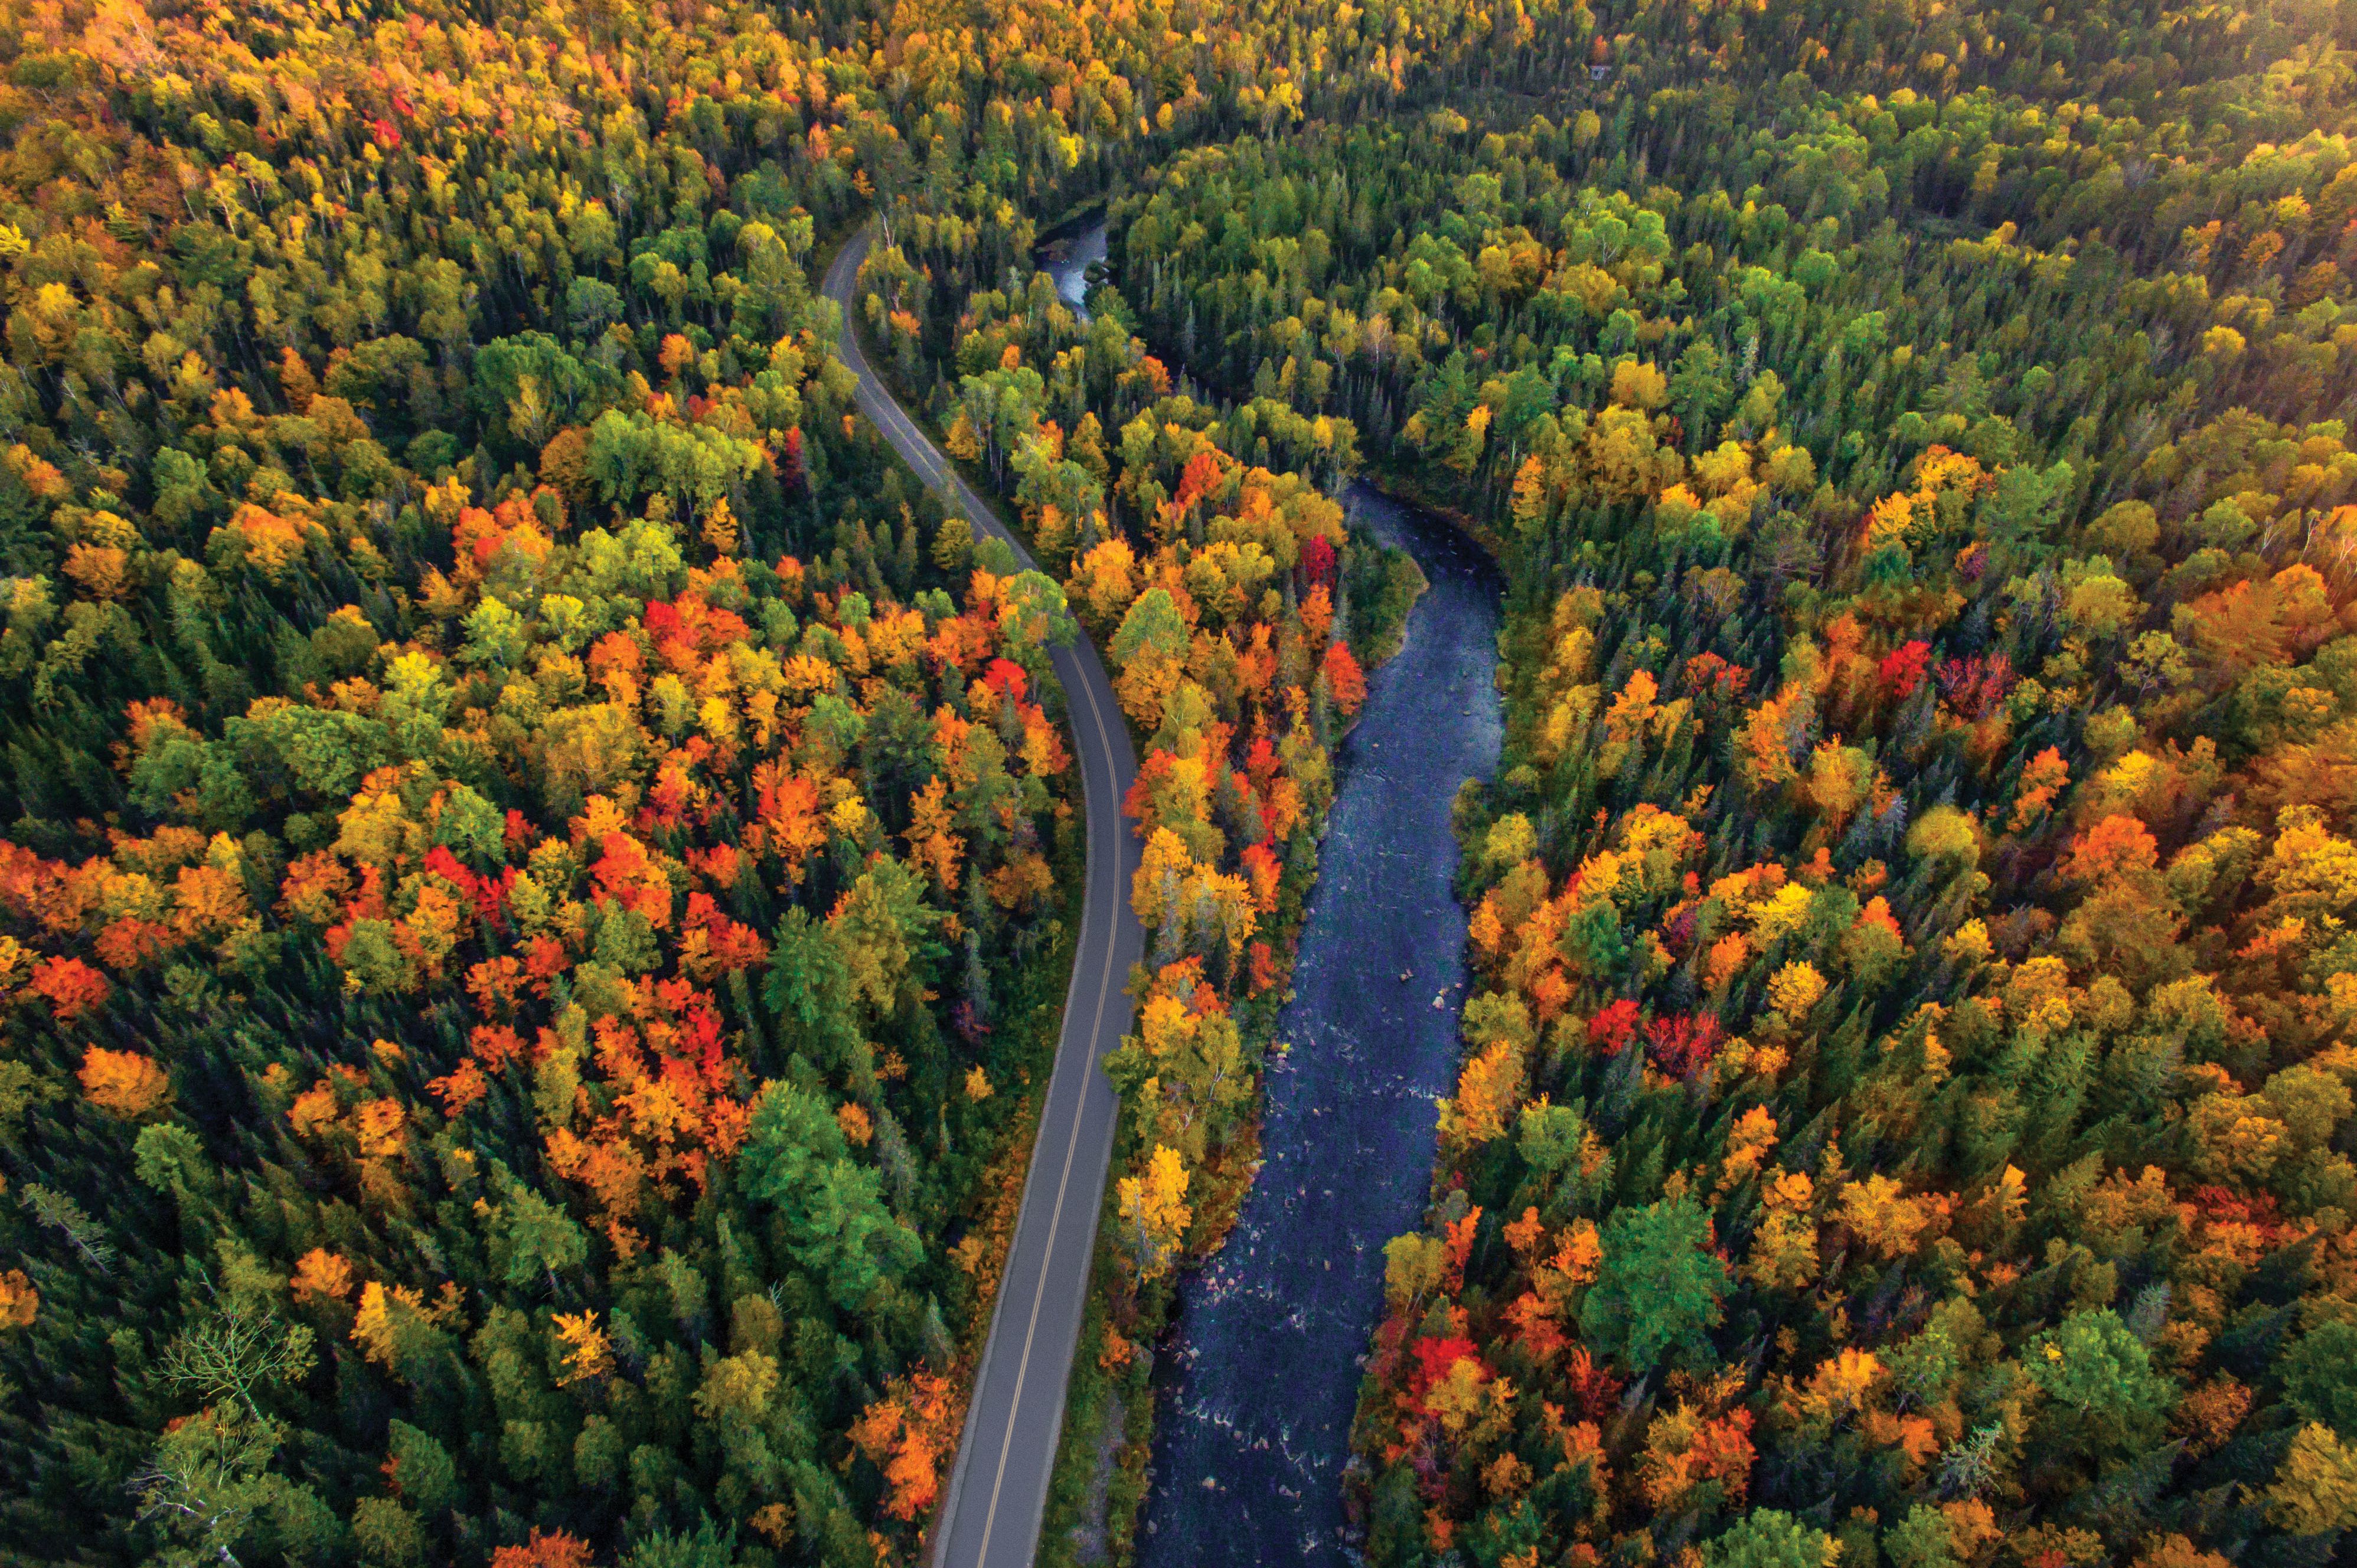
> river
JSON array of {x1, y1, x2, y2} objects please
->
[{"x1": 1046, "y1": 222, "x2": 1506, "y2": 1563}]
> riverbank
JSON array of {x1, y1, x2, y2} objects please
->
[{"x1": 1025, "y1": 220, "x2": 1506, "y2": 1567}]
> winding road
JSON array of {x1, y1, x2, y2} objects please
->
[{"x1": 822, "y1": 228, "x2": 1146, "y2": 1568}]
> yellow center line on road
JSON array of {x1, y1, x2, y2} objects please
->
[
  {"x1": 829, "y1": 227, "x2": 1138, "y2": 1568},
  {"x1": 973, "y1": 638, "x2": 1123, "y2": 1564}
]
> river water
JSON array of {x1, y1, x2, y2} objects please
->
[
  {"x1": 1044, "y1": 217, "x2": 1108, "y2": 319},
  {"x1": 1045, "y1": 223, "x2": 1504, "y2": 1563},
  {"x1": 1135, "y1": 484, "x2": 1501, "y2": 1564}
]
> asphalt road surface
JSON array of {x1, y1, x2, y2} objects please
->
[{"x1": 822, "y1": 227, "x2": 1146, "y2": 1568}]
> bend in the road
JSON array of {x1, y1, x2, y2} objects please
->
[{"x1": 822, "y1": 227, "x2": 1147, "y2": 1568}]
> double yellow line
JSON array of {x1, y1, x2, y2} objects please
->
[{"x1": 823, "y1": 227, "x2": 1144, "y2": 1568}]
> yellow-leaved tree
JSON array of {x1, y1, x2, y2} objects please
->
[
  {"x1": 78, "y1": 1046, "x2": 169, "y2": 1118},
  {"x1": 1117, "y1": 1144, "x2": 1193, "y2": 1281}
]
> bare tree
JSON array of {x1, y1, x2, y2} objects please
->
[{"x1": 159, "y1": 1293, "x2": 318, "y2": 1423}]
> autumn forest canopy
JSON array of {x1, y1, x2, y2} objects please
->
[{"x1": 0, "y1": 0, "x2": 2352, "y2": 1563}]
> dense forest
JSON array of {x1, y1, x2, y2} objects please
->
[
  {"x1": 1100, "y1": 0, "x2": 2357, "y2": 1563},
  {"x1": 0, "y1": 0, "x2": 1138, "y2": 1560},
  {"x1": 0, "y1": 0, "x2": 1468, "y2": 1561},
  {"x1": 2, "y1": 0, "x2": 2355, "y2": 1564}
]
